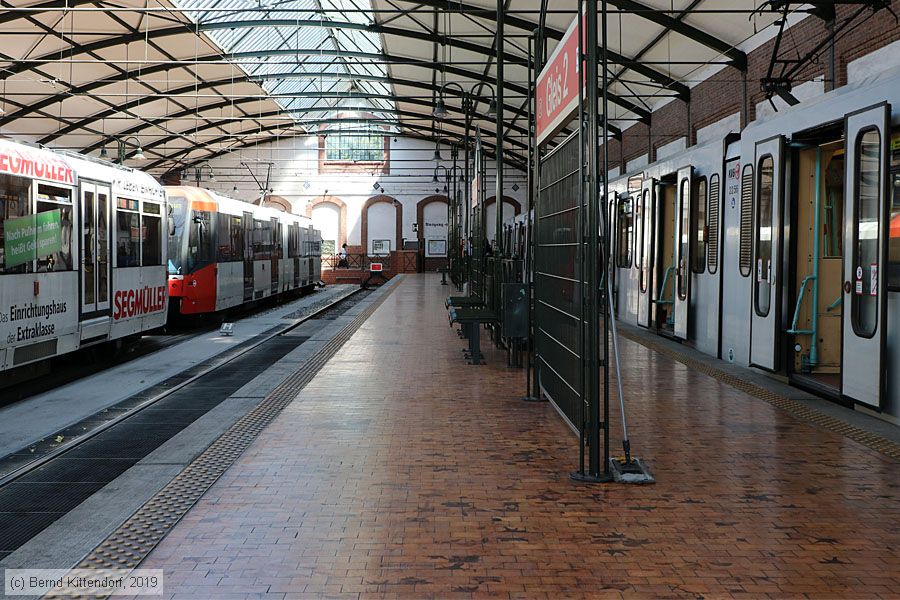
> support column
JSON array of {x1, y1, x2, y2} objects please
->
[{"x1": 495, "y1": 0, "x2": 504, "y2": 256}]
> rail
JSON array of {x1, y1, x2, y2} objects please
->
[{"x1": 0, "y1": 287, "x2": 363, "y2": 489}]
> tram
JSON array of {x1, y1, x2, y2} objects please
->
[
  {"x1": 605, "y1": 68, "x2": 900, "y2": 417},
  {"x1": 165, "y1": 186, "x2": 322, "y2": 316},
  {"x1": 0, "y1": 139, "x2": 167, "y2": 373}
]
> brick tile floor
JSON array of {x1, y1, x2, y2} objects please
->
[{"x1": 130, "y1": 274, "x2": 899, "y2": 599}]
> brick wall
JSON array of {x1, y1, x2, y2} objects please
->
[{"x1": 607, "y1": 3, "x2": 900, "y2": 172}]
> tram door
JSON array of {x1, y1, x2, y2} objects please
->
[
  {"x1": 652, "y1": 180, "x2": 676, "y2": 333},
  {"x1": 606, "y1": 191, "x2": 617, "y2": 309},
  {"x1": 674, "y1": 166, "x2": 693, "y2": 339},
  {"x1": 637, "y1": 178, "x2": 655, "y2": 327},
  {"x1": 841, "y1": 103, "x2": 890, "y2": 409},
  {"x1": 79, "y1": 182, "x2": 111, "y2": 316},
  {"x1": 292, "y1": 224, "x2": 301, "y2": 288},
  {"x1": 749, "y1": 136, "x2": 785, "y2": 370},
  {"x1": 242, "y1": 211, "x2": 253, "y2": 302},
  {"x1": 271, "y1": 217, "x2": 280, "y2": 294}
]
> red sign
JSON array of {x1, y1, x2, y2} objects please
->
[
  {"x1": 113, "y1": 285, "x2": 166, "y2": 320},
  {"x1": 0, "y1": 141, "x2": 74, "y2": 185},
  {"x1": 370, "y1": 263, "x2": 383, "y2": 272},
  {"x1": 536, "y1": 11, "x2": 586, "y2": 146}
]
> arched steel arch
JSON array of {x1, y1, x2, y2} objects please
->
[
  {"x1": 150, "y1": 119, "x2": 528, "y2": 173},
  {"x1": 188, "y1": 124, "x2": 528, "y2": 171},
  {"x1": 42, "y1": 69, "x2": 580, "y2": 149}
]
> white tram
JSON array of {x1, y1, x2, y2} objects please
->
[
  {"x1": 0, "y1": 139, "x2": 167, "y2": 373},
  {"x1": 605, "y1": 67, "x2": 900, "y2": 420},
  {"x1": 165, "y1": 186, "x2": 321, "y2": 316}
]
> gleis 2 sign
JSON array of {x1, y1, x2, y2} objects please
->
[{"x1": 536, "y1": 12, "x2": 586, "y2": 146}]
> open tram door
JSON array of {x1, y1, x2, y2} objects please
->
[
  {"x1": 79, "y1": 181, "x2": 111, "y2": 318},
  {"x1": 674, "y1": 166, "x2": 693, "y2": 340},
  {"x1": 841, "y1": 103, "x2": 890, "y2": 409},
  {"x1": 637, "y1": 177, "x2": 655, "y2": 327},
  {"x1": 607, "y1": 190, "x2": 617, "y2": 312},
  {"x1": 749, "y1": 136, "x2": 785, "y2": 370}
]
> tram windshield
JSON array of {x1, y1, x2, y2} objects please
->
[{"x1": 167, "y1": 195, "x2": 188, "y2": 275}]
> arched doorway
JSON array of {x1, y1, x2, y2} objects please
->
[
  {"x1": 484, "y1": 196, "x2": 522, "y2": 244},
  {"x1": 305, "y1": 195, "x2": 346, "y2": 258},
  {"x1": 417, "y1": 195, "x2": 449, "y2": 271},
  {"x1": 263, "y1": 195, "x2": 292, "y2": 212},
  {"x1": 361, "y1": 195, "x2": 402, "y2": 256}
]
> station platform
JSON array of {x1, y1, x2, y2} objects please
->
[{"x1": 92, "y1": 274, "x2": 900, "y2": 598}]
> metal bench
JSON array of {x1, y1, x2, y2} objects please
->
[
  {"x1": 445, "y1": 295, "x2": 484, "y2": 309},
  {"x1": 448, "y1": 306, "x2": 499, "y2": 364}
]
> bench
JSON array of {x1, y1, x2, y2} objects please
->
[
  {"x1": 445, "y1": 296, "x2": 485, "y2": 339},
  {"x1": 448, "y1": 306, "x2": 499, "y2": 364},
  {"x1": 445, "y1": 295, "x2": 484, "y2": 309}
]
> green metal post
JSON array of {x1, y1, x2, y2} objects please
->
[{"x1": 811, "y1": 147, "x2": 822, "y2": 367}]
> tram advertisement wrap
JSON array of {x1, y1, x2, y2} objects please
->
[
  {"x1": 112, "y1": 285, "x2": 166, "y2": 321},
  {"x1": 0, "y1": 297, "x2": 69, "y2": 345},
  {"x1": 3, "y1": 210, "x2": 62, "y2": 269}
]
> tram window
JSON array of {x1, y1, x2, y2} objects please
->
[
  {"x1": 755, "y1": 156, "x2": 774, "y2": 317},
  {"x1": 35, "y1": 201, "x2": 73, "y2": 272},
  {"x1": 677, "y1": 179, "x2": 690, "y2": 300},
  {"x1": 0, "y1": 174, "x2": 33, "y2": 274},
  {"x1": 851, "y1": 129, "x2": 881, "y2": 337},
  {"x1": 889, "y1": 170, "x2": 900, "y2": 290},
  {"x1": 116, "y1": 206, "x2": 140, "y2": 268},
  {"x1": 707, "y1": 174, "x2": 720, "y2": 274},
  {"x1": 167, "y1": 196, "x2": 187, "y2": 275},
  {"x1": 739, "y1": 165, "x2": 754, "y2": 277},
  {"x1": 616, "y1": 196, "x2": 633, "y2": 268},
  {"x1": 34, "y1": 184, "x2": 72, "y2": 272},
  {"x1": 142, "y1": 203, "x2": 162, "y2": 266},
  {"x1": 188, "y1": 210, "x2": 214, "y2": 271},
  {"x1": 116, "y1": 198, "x2": 141, "y2": 268},
  {"x1": 252, "y1": 219, "x2": 271, "y2": 260},
  {"x1": 215, "y1": 213, "x2": 234, "y2": 261},
  {"x1": 37, "y1": 184, "x2": 71, "y2": 204},
  {"x1": 231, "y1": 216, "x2": 243, "y2": 261},
  {"x1": 639, "y1": 189, "x2": 649, "y2": 293},
  {"x1": 692, "y1": 177, "x2": 707, "y2": 274}
]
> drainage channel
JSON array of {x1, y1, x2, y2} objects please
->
[{"x1": 0, "y1": 288, "x2": 370, "y2": 561}]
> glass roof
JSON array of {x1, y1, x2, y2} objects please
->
[{"x1": 172, "y1": 0, "x2": 398, "y2": 132}]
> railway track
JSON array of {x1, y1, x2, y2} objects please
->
[{"x1": 0, "y1": 286, "x2": 367, "y2": 561}]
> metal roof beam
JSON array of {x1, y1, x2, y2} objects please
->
[
  {"x1": 150, "y1": 119, "x2": 527, "y2": 172},
  {"x1": 605, "y1": 0, "x2": 746, "y2": 68},
  {"x1": 38, "y1": 70, "x2": 537, "y2": 146},
  {"x1": 0, "y1": 17, "x2": 686, "y2": 99}
]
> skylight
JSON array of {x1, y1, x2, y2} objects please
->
[{"x1": 172, "y1": 0, "x2": 398, "y2": 132}]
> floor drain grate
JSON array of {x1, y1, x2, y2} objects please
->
[
  {"x1": 618, "y1": 328, "x2": 900, "y2": 463},
  {"x1": 44, "y1": 278, "x2": 400, "y2": 599}
]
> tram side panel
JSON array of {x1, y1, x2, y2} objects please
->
[{"x1": 720, "y1": 151, "x2": 752, "y2": 366}]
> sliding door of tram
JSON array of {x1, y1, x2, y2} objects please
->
[
  {"x1": 242, "y1": 211, "x2": 253, "y2": 302},
  {"x1": 271, "y1": 217, "x2": 280, "y2": 294},
  {"x1": 637, "y1": 178, "x2": 655, "y2": 327},
  {"x1": 749, "y1": 136, "x2": 785, "y2": 370},
  {"x1": 674, "y1": 166, "x2": 693, "y2": 339},
  {"x1": 841, "y1": 103, "x2": 890, "y2": 409},
  {"x1": 79, "y1": 181, "x2": 111, "y2": 316}
]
